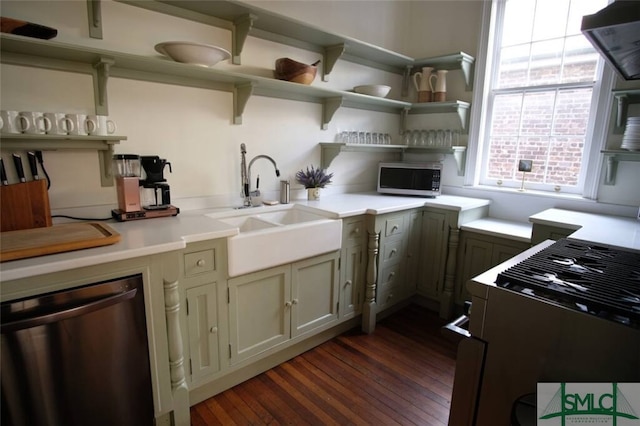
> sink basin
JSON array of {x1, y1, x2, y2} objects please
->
[
  {"x1": 219, "y1": 216, "x2": 278, "y2": 232},
  {"x1": 206, "y1": 205, "x2": 342, "y2": 277}
]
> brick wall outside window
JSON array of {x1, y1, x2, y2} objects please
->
[{"x1": 486, "y1": 61, "x2": 595, "y2": 186}]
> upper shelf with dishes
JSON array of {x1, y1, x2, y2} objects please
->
[
  {"x1": 0, "y1": 0, "x2": 475, "y2": 130},
  {"x1": 116, "y1": 0, "x2": 475, "y2": 88}
]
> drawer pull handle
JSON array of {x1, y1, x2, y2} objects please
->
[
  {"x1": 285, "y1": 301, "x2": 292, "y2": 308},
  {"x1": 390, "y1": 248, "x2": 397, "y2": 256},
  {"x1": 196, "y1": 259, "x2": 205, "y2": 267},
  {"x1": 391, "y1": 225, "x2": 399, "y2": 233},
  {"x1": 352, "y1": 228, "x2": 360, "y2": 235},
  {"x1": 345, "y1": 280, "x2": 352, "y2": 287},
  {"x1": 210, "y1": 326, "x2": 218, "y2": 334},
  {"x1": 389, "y1": 271, "x2": 395, "y2": 279},
  {"x1": 292, "y1": 299, "x2": 298, "y2": 305}
]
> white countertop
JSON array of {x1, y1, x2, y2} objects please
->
[
  {"x1": 0, "y1": 193, "x2": 491, "y2": 282},
  {"x1": 529, "y1": 208, "x2": 640, "y2": 251},
  {"x1": 296, "y1": 193, "x2": 492, "y2": 217},
  {"x1": 460, "y1": 218, "x2": 532, "y2": 243}
]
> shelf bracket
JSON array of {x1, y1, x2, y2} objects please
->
[
  {"x1": 401, "y1": 65, "x2": 412, "y2": 98},
  {"x1": 92, "y1": 57, "x2": 114, "y2": 116},
  {"x1": 98, "y1": 143, "x2": 115, "y2": 187},
  {"x1": 604, "y1": 155, "x2": 617, "y2": 185},
  {"x1": 460, "y1": 56, "x2": 474, "y2": 91},
  {"x1": 452, "y1": 147, "x2": 466, "y2": 176},
  {"x1": 322, "y1": 44, "x2": 345, "y2": 82},
  {"x1": 320, "y1": 144, "x2": 342, "y2": 169},
  {"x1": 233, "y1": 82, "x2": 255, "y2": 125},
  {"x1": 322, "y1": 96, "x2": 343, "y2": 130},
  {"x1": 232, "y1": 14, "x2": 256, "y2": 65},
  {"x1": 400, "y1": 107, "x2": 409, "y2": 135},
  {"x1": 614, "y1": 93, "x2": 629, "y2": 134},
  {"x1": 87, "y1": 0, "x2": 103, "y2": 39},
  {"x1": 457, "y1": 104, "x2": 469, "y2": 131}
]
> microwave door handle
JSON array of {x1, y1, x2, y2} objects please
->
[{"x1": 0, "y1": 288, "x2": 137, "y2": 333}]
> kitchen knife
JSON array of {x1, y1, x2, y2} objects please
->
[
  {"x1": 27, "y1": 151, "x2": 39, "y2": 180},
  {"x1": 0, "y1": 158, "x2": 8, "y2": 185},
  {"x1": 12, "y1": 153, "x2": 26, "y2": 183}
]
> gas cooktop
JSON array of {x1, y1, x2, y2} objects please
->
[{"x1": 496, "y1": 238, "x2": 640, "y2": 329}]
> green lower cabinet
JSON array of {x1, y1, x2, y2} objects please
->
[
  {"x1": 455, "y1": 232, "x2": 530, "y2": 304},
  {"x1": 228, "y1": 251, "x2": 339, "y2": 365},
  {"x1": 339, "y1": 217, "x2": 366, "y2": 319},
  {"x1": 186, "y1": 283, "x2": 222, "y2": 382}
]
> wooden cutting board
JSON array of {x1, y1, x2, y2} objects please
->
[{"x1": 0, "y1": 222, "x2": 120, "y2": 262}]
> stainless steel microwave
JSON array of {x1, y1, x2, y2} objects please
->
[{"x1": 377, "y1": 162, "x2": 441, "y2": 197}]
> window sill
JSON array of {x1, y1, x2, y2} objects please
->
[{"x1": 448, "y1": 184, "x2": 596, "y2": 202}]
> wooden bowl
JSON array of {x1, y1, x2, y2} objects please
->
[{"x1": 274, "y1": 58, "x2": 320, "y2": 85}]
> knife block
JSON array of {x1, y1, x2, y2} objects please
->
[{"x1": 0, "y1": 180, "x2": 52, "y2": 232}]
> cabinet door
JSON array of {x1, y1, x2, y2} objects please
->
[
  {"x1": 457, "y1": 237, "x2": 494, "y2": 303},
  {"x1": 418, "y1": 210, "x2": 448, "y2": 299},
  {"x1": 491, "y1": 242, "x2": 528, "y2": 265},
  {"x1": 291, "y1": 252, "x2": 339, "y2": 337},
  {"x1": 405, "y1": 210, "x2": 422, "y2": 298},
  {"x1": 228, "y1": 266, "x2": 291, "y2": 364},
  {"x1": 340, "y1": 244, "x2": 363, "y2": 319},
  {"x1": 186, "y1": 283, "x2": 221, "y2": 382}
]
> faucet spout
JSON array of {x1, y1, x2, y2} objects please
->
[
  {"x1": 247, "y1": 155, "x2": 280, "y2": 205},
  {"x1": 238, "y1": 145, "x2": 280, "y2": 208}
]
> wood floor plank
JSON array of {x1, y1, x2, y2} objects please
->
[
  {"x1": 191, "y1": 304, "x2": 457, "y2": 425},
  {"x1": 322, "y1": 339, "x2": 451, "y2": 420},
  {"x1": 307, "y1": 345, "x2": 447, "y2": 425}
]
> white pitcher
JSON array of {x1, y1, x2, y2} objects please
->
[
  {"x1": 412, "y1": 67, "x2": 434, "y2": 102},
  {"x1": 432, "y1": 70, "x2": 448, "y2": 102}
]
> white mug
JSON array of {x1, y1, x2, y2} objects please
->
[
  {"x1": 44, "y1": 112, "x2": 74, "y2": 135},
  {"x1": 1, "y1": 111, "x2": 22, "y2": 134},
  {"x1": 66, "y1": 113, "x2": 89, "y2": 136},
  {"x1": 86, "y1": 115, "x2": 117, "y2": 136},
  {"x1": 18, "y1": 111, "x2": 51, "y2": 134},
  {"x1": 1, "y1": 111, "x2": 21, "y2": 134}
]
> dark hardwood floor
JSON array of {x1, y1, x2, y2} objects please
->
[{"x1": 191, "y1": 304, "x2": 458, "y2": 425}]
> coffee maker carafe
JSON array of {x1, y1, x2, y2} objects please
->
[{"x1": 140, "y1": 156, "x2": 172, "y2": 209}]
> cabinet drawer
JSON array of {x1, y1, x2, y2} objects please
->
[
  {"x1": 380, "y1": 239, "x2": 404, "y2": 266},
  {"x1": 184, "y1": 249, "x2": 216, "y2": 277},
  {"x1": 379, "y1": 262, "x2": 402, "y2": 288},
  {"x1": 376, "y1": 288, "x2": 399, "y2": 310},
  {"x1": 343, "y1": 220, "x2": 364, "y2": 245},
  {"x1": 384, "y1": 216, "x2": 405, "y2": 237}
]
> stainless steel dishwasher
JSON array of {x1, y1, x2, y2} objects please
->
[{"x1": 1, "y1": 274, "x2": 154, "y2": 426}]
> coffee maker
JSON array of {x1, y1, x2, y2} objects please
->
[{"x1": 111, "y1": 154, "x2": 179, "y2": 221}]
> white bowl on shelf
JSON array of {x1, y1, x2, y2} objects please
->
[
  {"x1": 155, "y1": 41, "x2": 231, "y2": 67},
  {"x1": 353, "y1": 85, "x2": 391, "y2": 98}
]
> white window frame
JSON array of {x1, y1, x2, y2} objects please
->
[{"x1": 465, "y1": 0, "x2": 616, "y2": 199}]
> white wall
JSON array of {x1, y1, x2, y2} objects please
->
[{"x1": 1, "y1": 0, "x2": 638, "y2": 220}]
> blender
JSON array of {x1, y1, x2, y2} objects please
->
[{"x1": 113, "y1": 154, "x2": 141, "y2": 213}]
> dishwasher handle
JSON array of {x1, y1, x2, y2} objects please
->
[{"x1": 1, "y1": 287, "x2": 137, "y2": 333}]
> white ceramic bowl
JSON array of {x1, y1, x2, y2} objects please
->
[
  {"x1": 155, "y1": 41, "x2": 231, "y2": 67},
  {"x1": 353, "y1": 85, "x2": 391, "y2": 98}
]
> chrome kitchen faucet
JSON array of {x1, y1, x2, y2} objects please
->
[{"x1": 239, "y1": 143, "x2": 280, "y2": 207}]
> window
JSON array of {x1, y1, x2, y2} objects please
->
[{"x1": 474, "y1": 0, "x2": 612, "y2": 194}]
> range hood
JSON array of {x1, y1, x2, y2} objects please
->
[{"x1": 581, "y1": 1, "x2": 640, "y2": 80}]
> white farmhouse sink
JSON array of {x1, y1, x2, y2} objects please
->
[{"x1": 206, "y1": 205, "x2": 342, "y2": 277}]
